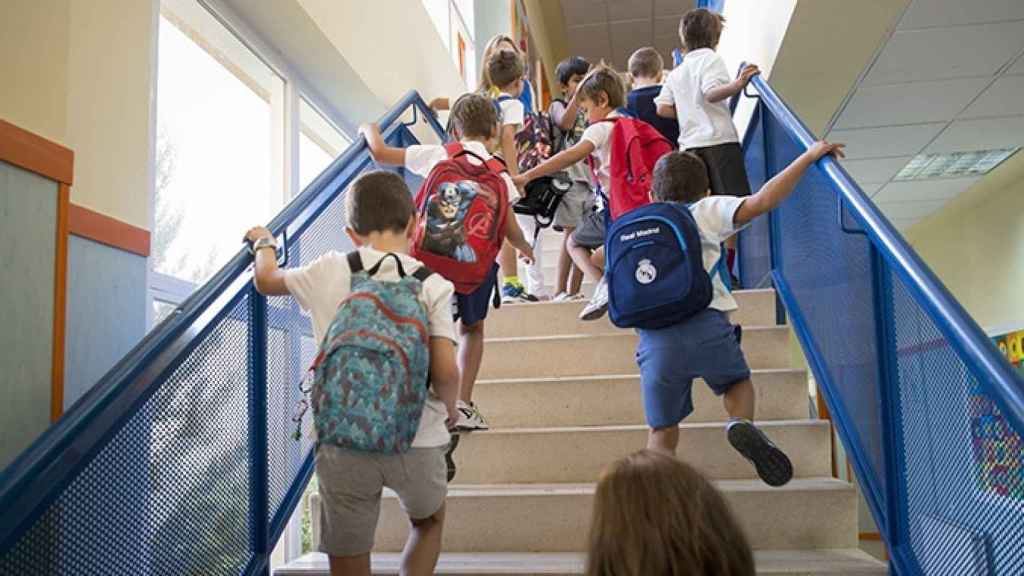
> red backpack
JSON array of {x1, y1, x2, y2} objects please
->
[
  {"x1": 411, "y1": 143, "x2": 510, "y2": 295},
  {"x1": 596, "y1": 117, "x2": 675, "y2": 220}
]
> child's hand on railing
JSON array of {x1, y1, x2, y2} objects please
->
[
  {"x1": 808, "y1": 141, "x2": 845, "y2": 162},
  {"x1": 245, "y1": 226, "x2": 274, "y2": 245},
  {"x1": 739, "y1": 64, "x2": 761, "y2": 85}
]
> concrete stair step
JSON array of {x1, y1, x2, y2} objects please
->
[
  {"x1": 372, "y1": 479, "x2": 858, "y2": 552},
  {"x1": 490, "y1": 289, "x2": 777, "y2": 338},
  {"x1": 277, "y1": 549, "x2": 887, "y2": 575},
  {"x1": 450, "y1": 420, "x2": 831, "y2": 484},
  {"x1": 473, "y1": 370, "x2": 810, "y2": 428},
  {"x1": 479, "y1": 326, "x2": 792, "y2": 380}
]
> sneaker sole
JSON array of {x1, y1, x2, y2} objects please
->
[
  {"x1": 727, "y1": 421, "x2": 794, "y2": 487},
  {"x1": 579, "y1": 303, "x2": 609, "y2": 322},
  {"x1": 452, "y1": 422, "x2": 490, "y2": 432},
  {"x1": 444, "y1": 435, "x2": 460, "y2": 482}
]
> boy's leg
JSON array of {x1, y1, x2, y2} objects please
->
[
  {"x1": 457, "y1": 319, "x2": 484, "y2": 405},
  {"x1": 316, "y1": 446, "x2": 383, "y2": 576},
  {"x1": 517, "y1": 215, "x2": 549, "y2": 299},
  {"x1": 723, "y1": 377, "x2": 755, "y2": 421},
  {"x1": 637, "y1": 327, "x2": 693, "y2": 456},
  {"x1": 388, "y1": 447, "x2": 448, "y2": 576},
  {"x1": 402, "y1": 505, "x2": 445, "y2": 576},
  {"x1": 567, "y1": 238, "x2": 601, "y2": 282},
  {"x1": 647, "y1": 425, "x2": 680, "y2": 455},
  {"x1": 328, "y1": 554, "x2": 371, "y2": 576},
  {"x1": 556, "y1": 227, "x2": 574, "y2": 295}
]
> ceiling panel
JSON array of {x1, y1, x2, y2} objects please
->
[
  {"x1": 872, "y1": 177, "x2": 980, "y2": 204},
  {"x1": 1010, "y1": 53, "x2": 1024, "y2": 76},
  {"x1": 567, "y1": 23, "x2": 612, "y2": 61},
  {"x1": 826, "y1": 123, "x2": 946, "y2": 160},
  {"x1": 834, "y1": 77, "x2": 990, "y2": 129},
  {"x1": 875, "y1": 199, "x2": 949, "y2": 219},
  {"x1": 891, "y1": 217, "x2": 922, "y2": 231},
  {"x1": 608, "y1": 0, "x2": 652, "y2": 22},
  {"x1": 926, "y1": 116, "x2": 1024, "y2": 154},
  {"x1": 610, "y1": 19, "x2": 654, "y2": 69},
  {"x1": 560, "y1": 0, "x2": 609, "y2": 27},
  {"x1": 898, "y1": 0, "x2": 1024, "y2": 30},
  {"x1": 840, "y1": 156, "x2": 914, "y2": 184},
  {"x1": 959, "y1": 75, "x2": 1024, "y2": 119},
  {"x1": 864, "y1": 22, "x2": 1024, "y2": 85},
  {"x1": 859, "y1": 182, "x2": 886, "y2": 197}
]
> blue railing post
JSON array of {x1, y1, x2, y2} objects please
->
[
  {"x1": 248, "y1": 286, "x2": 270, "y2": 575},
  {"x1": 871, "y1": 246, "x2": 908, "y2": 563}
]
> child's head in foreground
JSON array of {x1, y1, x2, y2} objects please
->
[
  {"x1": 680, "y1": 8, "x2": 725, "y2": 52},
  {"x1": 556, "y1": 56, "x2": 591, "y2": 96},
  {"x1": 585, "y1": 450, "x2": 755, "y2": 576},
  {"x1": 449, "y1": 92, "x2": 501, "y2": 145},
  {"x1": 576, "y1": 63, "x2": 626, "y2": 123},
  {"x1": 344, "y1": 170, "x2": 415, "y2": 244},
  {"x1": 652, "y1": 151, "x2": 711, "y2": 204},
  {"x1": 628, "y1": 47, "x2": 664, "y2": 83},
  {"x1": 487, "y1": 49, "x2": 525, "y2": 97}
]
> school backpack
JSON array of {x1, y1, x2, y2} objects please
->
[
  {"x1": 605, "y1": 202, "x2": 713, "y2": 329},
  {"x1": 412, "y1": 142, "x2": 510, "y2": 294},
  {"x1": 498, "y1": 95, "x2": 558, "y2": 173},
  {"x1": 595, "y1": 117, "x2": 675, "y2": 220},
  {"x1": 310, "y1": 251, "x2": 434, "y2": 454}
]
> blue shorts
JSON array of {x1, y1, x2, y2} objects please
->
[
  {"x1": 636, "y1": 308, "x2": 751, "y2": 429},
  {"x1": 454, "y1": 264, "x2": 499, "y2": 327}
]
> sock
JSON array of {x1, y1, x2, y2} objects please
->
[{"x1": 503, "y1": 276, "x2": 523, "y2": 289}]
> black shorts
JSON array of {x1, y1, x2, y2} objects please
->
[
  {"x1": 691, "y1": 142, "x2": 752, "y2": 197},
  {"x1": 454, "y1": 264, "x2": 499, "y2": 327}
]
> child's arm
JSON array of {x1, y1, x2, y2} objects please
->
[
  {"x1": 245, "y1": 226, "x2": 290, "y2": 296},
  {"x1": 504, "y1": 214, "x2": 536, "y2": 263},
  {"x1": 501, "y1": 124, "x2": 519, "y2": 177},
  {"x1": 359, "y1": 123, "x2": 406, "y2": 166},
  {"x1": 705, "y1": 64, "x2": 760, "y2": 104},
  {"x1": 656, "y1": 103, "x2": 677, "y2": 119},
  {"x1": 554, "y1": 90, "x2": 582, "y2": 131},
  {"x1": 428, "y1": 97, "x2": 450, "y2": 112},
  {"x1": 512, "y1": 140, "x2": 595, "y2": 187},
  {"x1": 428, "y1": 337, "x2": 459, "y2": 428},
  {"x1": 734, "y1": 141, "x2": 844, "y2": 226}
]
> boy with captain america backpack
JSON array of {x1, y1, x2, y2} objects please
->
[
  {"x1": 361, "y1": 93, "x2": 535, "y2": 434},
  {"x1": 622, "y1": 143, "x2": 842, "y2": 487},
  {"x1": 245, "y1": 170, "x2": 460, "y2": 575}
]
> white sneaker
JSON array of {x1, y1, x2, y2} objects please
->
[
  {"x1": 579, "y1": 277, "x2": 609, "y2": 321},
  {"x1": 454, "y1": 400, "x2": 489, "y2": 431},
  {"x1": 552, "y1": 291, "x2": 586, "y2": 302}
]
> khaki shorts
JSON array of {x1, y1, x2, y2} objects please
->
[
  {"x1": 315, "y1": 444, "x2": 448, "y2": 557},
  {"x1": 554, "y1": 181, "x2": 595, "y2": 230}
]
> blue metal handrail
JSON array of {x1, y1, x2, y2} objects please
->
[
  {"x1": 0, "y1": 90, "x2": 445, "y2": 564},
  {"x1": 748, "y1": 74, "x2": 1024, "y2": 432},
  {"x1": 742, "y1": 73, "x2": 1024, "y2": 574}
]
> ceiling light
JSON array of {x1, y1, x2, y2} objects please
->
[{"x1": 894, "y1": 148, "x2": 1019, "y2": 181}]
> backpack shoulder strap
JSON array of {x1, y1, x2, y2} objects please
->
[
  {"x1": 485, "y1": 155, "x2": 508, "y2": 175},
  {"x1": 347, "y1": 251, "x2": 364, "y2": 274},
  {"x1": 444, "y1": 142, "x2": 465, "y2": 158},
  {"x1": 411, "y1": 265, "x2": 434, "y2": 283}
]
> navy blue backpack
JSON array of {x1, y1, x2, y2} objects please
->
[{"x1": 606, "y1": 202, "x2": 713, "y2": 329}]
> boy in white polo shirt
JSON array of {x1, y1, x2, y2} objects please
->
[{"x1": 656, "y1": 8, "x2": 760, "y2": 284}]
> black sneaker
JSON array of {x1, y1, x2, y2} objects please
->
[
  {"x1": 444, "y1": 434, "x2": 461, "y2": 483},
  {"x1": 726, "y1": 419, "x2": 793, "y2": 487}
]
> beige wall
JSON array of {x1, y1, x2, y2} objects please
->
[
  {"x1": 296, "y1": 0, "x2": 468, "y2": 112},
  {"x1": 0, "y1": 0, "x2": 156, "y2": 230},
  {"x1": 905, "y1": 153, "x2": 1024, "y2": 332}
]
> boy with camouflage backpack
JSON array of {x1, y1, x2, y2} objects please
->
[{"x1": 246, "y1": 170, "x2": 459, "y2": 575}]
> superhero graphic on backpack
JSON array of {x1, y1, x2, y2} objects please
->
[{"x1": 423, "y1": 181, "x2": 480, "y2": 263}]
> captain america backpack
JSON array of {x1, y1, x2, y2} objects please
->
[{"x1": 605, "y1": 202, "x2": 713, "y2": 329}]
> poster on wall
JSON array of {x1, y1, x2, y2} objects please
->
[{"x1": 968, "y1": 327, "x2": 1024, "y2": 500}]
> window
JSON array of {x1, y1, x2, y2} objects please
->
[
  {"x1": 154, "y1": 0, "x2": 284, "y2": 305},
  {"x1": 298, "y1": 98, "x2": 350, "y2": 191},
  {"x1": 421, "y1": 0, "x2": 476, "y2": 87}
]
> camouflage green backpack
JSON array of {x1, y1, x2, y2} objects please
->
[{"x1": 310, "y1": 251, "x2": 433, "y2": 453}]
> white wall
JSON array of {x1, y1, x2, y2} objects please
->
[{"x1": 717, "y1": 0, "x2": 798, "y2": 138}]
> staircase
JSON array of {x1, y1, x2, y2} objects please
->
[{"x1": 278, "y1": 233, "x2": 887, "y2": 575}]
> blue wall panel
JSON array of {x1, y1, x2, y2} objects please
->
[
  {"x1": 63, "y1": 236, "x2": 148, "y2": 409},
  {"x1": 0, "y1": 160, "x2": 58, "y2": 469}
]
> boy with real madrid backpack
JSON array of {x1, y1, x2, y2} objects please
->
[
  {"x1": 615, "y1": 143, "x2": 842, "y2": 487},
  {"x1": 246, "y1": 170, "x2": 460, "y2": 575}
]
